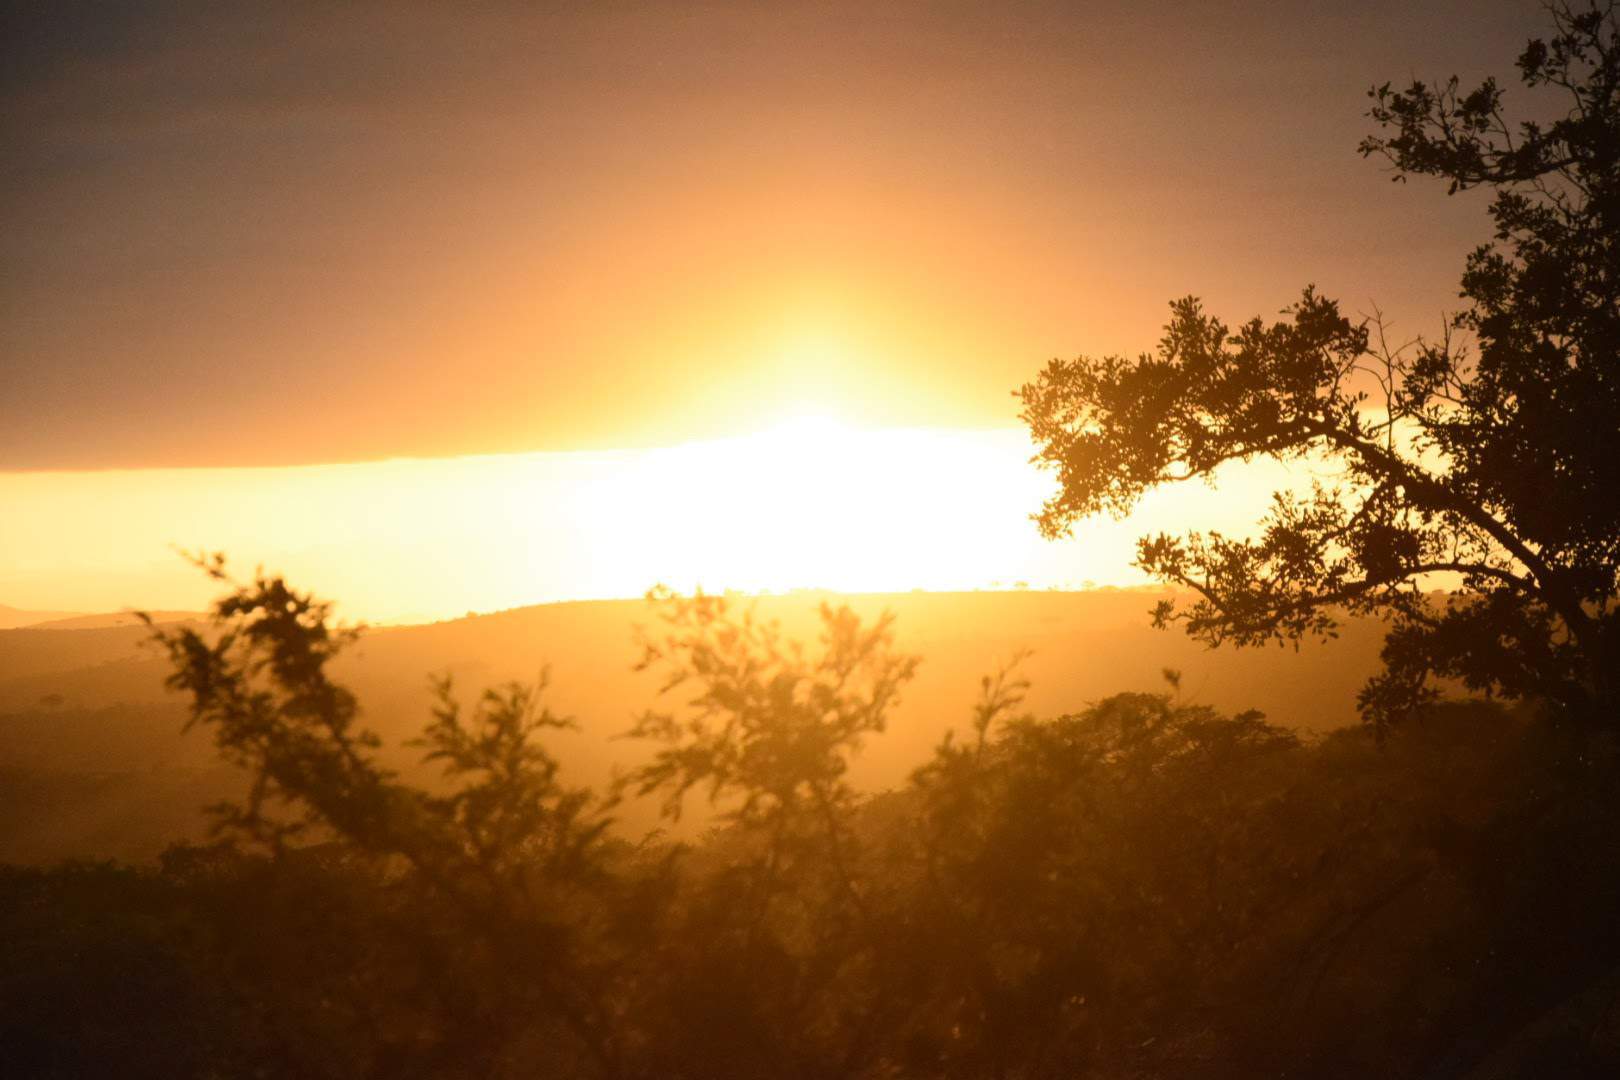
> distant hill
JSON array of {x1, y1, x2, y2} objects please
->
[
  {"x1": 0, "y1": 604, "x2": 83, "y2": 629},
  {"x1": 0, "y1": 623, "x2": 169, "y2": 690},
  {"x1": 21, "y1": 610, "x2": 201, "y2": 631},
  {"x1": 0, "y1": 588, "x2": 1391, "y2": 863}
]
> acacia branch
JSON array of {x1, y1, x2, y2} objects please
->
[
  {"x1": 1161, "y1": 559, "x2": 1529, "y2": 636},
  {"x1": 1299, "y1": 418, "x2": 1597, "y2": 643}
]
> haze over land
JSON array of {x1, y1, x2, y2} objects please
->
[{"x1": 0, "y1": 587, "x2": 1387, "y2": 864}]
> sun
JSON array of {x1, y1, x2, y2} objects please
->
[{"x1": 753, "y1": 410, "x2": 854, "y2": 460}]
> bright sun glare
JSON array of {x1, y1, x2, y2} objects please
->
[
  {"x1": 0, "y1": 414, "x2": 1297, "y2": 622},
  {"x1": 754, "y1": 411, "x2": 853, "y2": 456}
]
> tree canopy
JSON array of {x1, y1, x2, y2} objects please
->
[{"x1": 1019, "y1": 0, "x2": 1619, "y2": 728}]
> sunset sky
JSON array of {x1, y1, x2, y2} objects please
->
[{"x1": 1, "y1": 1, "x2": 1545, "y2": 619}]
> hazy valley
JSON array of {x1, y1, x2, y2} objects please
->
[{"x1": 0, "y1": 587, "x2": 1385, "y2": 863}]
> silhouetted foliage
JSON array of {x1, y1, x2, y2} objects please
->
[
  {"x1": 7, "y1": 561, "x2": 1618, "y2": 1077},
  {"x1": 142, "y1": 559, "x2": 644, "y2": 1077},
  {"x1": 1020, "y1": 1, "x2": 1619, "y2": 729}
]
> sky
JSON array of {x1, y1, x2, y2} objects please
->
[
  {"x1": 1, "y1": 422, "x2": 1307, "y2": 622},
  {"x1": 0, "y1": 1, "x2": 1550, "y2": 618}
]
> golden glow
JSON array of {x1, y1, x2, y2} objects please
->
[
  {"x1": 2, "y1": 2, "x2": 1496, "y2": 473},
  {"x1": 0, "y1": 426, "x2": 1296, "y2": 624}
]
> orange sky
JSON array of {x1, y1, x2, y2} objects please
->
[{"x1": 0, "y1": 2, "x2": 1544, "y2": 615}]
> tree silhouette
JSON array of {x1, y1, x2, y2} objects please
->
[
  {"x1": 619, "y1": 587, "x2": 922, "y2": 1078},
  {"x1": 144, "y1": 557, "x2": 634, "y2": 1076},
  {"x1": 1019, "y1": 1, "x2": 1619, "y2": 729}
]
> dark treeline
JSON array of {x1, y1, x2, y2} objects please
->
[{"x1": 4, "y1": 575, "x2": 1619, "y2": 1078}]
